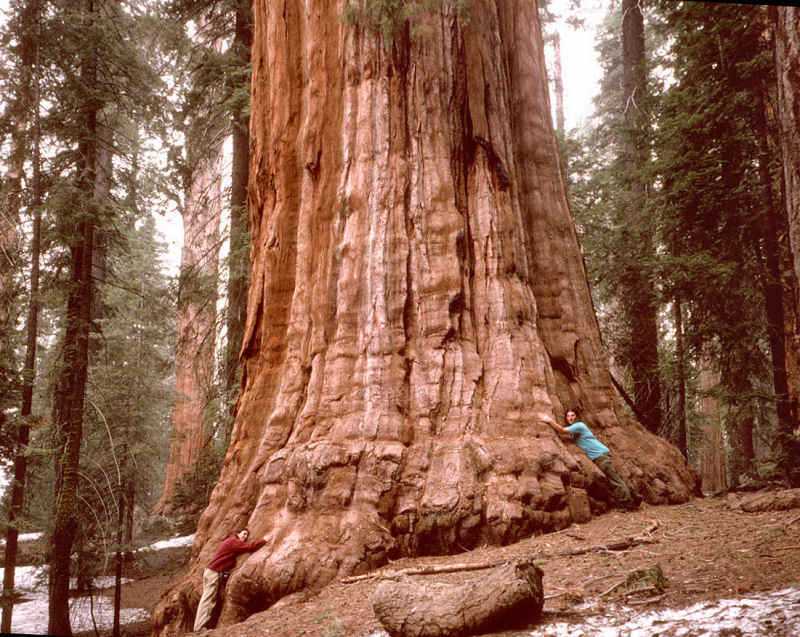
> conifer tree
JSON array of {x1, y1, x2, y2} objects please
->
[
  {"x1": 653, "y1": 1, "x2": 791, "y2": 486},
  {"x1": 1, "y1": 0, "x2": 43, "y2": 631},
  {"x1": 618, "y1": 0, "x2": 661, "y2": 434}
]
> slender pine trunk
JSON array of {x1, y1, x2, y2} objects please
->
[
  {"x1": 620, "y1": 0, "x2": 662, "y2": 434},
  {"x1": 673, "y1": 297, "x2": 687, "y2": 458},
  {"x1": 224, "y1": 0, "x2": 253, "y2": 431},
  {"x1": 2, "y1": 4, "x2": 41, "y2": 630},
  {"x1": 48, "y1": 2, "x2": 98, "y2": 633}
]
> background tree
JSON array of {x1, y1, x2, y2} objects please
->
[
  {"x1": 1, "y1": 0, "x2": 43, "y2": 631},
  {"x1": 772, "y1": 4, "x2": 800, "y2": 482},
  {"x1": 224, "y1": 0, "x2": 253, "y2": 417},
  {"x1": 153, "y1": 2, "x2": 694, "y2": 633},
  {"x1": 654, "y1": 2, "x2": 791, "y2": 487},
  {"x1": 155, "y1": 0, "x2": 255, "y2": 514},
  {"x1": 618, "y1": 0, "x2": 661, "y2": 434}
]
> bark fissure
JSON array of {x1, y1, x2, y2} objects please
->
[{"x1": 153, "y1": 4, "x2": 694, "y2": 634}]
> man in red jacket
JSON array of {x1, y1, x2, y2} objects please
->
[{"x1": 193, "y1": 528, "x2": 266, "y2": 632}]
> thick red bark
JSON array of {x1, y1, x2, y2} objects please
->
[
  {"x1": 773, "y1": 6, "x2": 800, "y2": 483},
  {"x1": 153, "y1": 3, "x2": 695, "y2": 634},
  {"x1": 154, "y1": 147, "x2": 222, "y2": 514}
]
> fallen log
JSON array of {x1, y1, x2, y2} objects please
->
[
  {"x1": 737, "y1": 488, "x2": 800, "y2": 513},
  {"x1": 371, "y1": 558, "x2": 544, "y2": 637}
]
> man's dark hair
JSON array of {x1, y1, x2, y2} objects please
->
[{"x1": 238, "y1": 528, "x2": 250, "y2": 536}]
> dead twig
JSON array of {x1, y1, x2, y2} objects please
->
[
  {"x1": 621, "y1": 584, "x2": 662, "y2": 598},
  {"x1": 557, "y1": 520, "x2": 660, "y2": 557},
  {"x1": 557, "y1": 536, "x2": 658, "y2": 557},
  {"x1": 773, "y1": 545, "x2": 800, "y2": 551},
  {"x1": 340, "y1": 559, "x2": 510, "y2": 583},
  {"x1": 543, "y1": 590, "x2": 569, "y2": 600},
  {"x1": 600, "y1": 578, "x2": 627, "y2": 598},
  {"x1": 628, "y1": 593, "x2": 667, "y2": 606}
]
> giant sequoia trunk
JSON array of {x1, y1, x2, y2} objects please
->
[
  {"x1": 776, "y1": 8, "x2": 800, "y2": 303},
  {"x1": 154, "y1": 146, "x2": 222, "y2": 514},
  {"x1": 773, "y1": 6, "x2": 800, "y2": 484},
  {"x1": 153, "y1": 2, "x2": 694, "y2": 634}
]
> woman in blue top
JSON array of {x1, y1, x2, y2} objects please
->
[{"x1": 547, "y1": 408, "x2": 638, "y2": 510}]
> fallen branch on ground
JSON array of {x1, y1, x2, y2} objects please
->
[
  {"x1": 341, "y1": 559, "x2": 509, "y2": 583},
  {"x1": 341, "y1": 520, "x2": 661, "y2": 584},
  {"x1": 628, "y1": 593, "x2": 667, "y2": 606},
  {"x1": 559, "y1": 519, "x2": 660, "y2": 557}
]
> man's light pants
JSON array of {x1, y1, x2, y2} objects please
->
[{"x1": 194, "y1": 568, "x2": 220, "y2": 632}]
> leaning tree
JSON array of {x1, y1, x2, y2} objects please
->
[{"x1": 154, "y1": 2, "x2": 695, "y2": 633}]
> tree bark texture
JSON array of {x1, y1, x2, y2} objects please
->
[
  {"x1": 155, "y1": 144, "x2": 223, "y2": 514},
  {"x1": 697, "y1": 362, "x2": 727, "y2": 493},
  {"x1": 371, "y1": 559, "x2": 544, "y2": 637},
  {"x1": 774, "y1": 6, "x2": 800, "y2": 483},
  {"x1": 153, "y1": 3, "x2": 694, "y2": 634},
  {"x1": 48, "y1": 3, "x2": 98, "y2": 631},
  {"x1": 775, "y1": 7, "x2": 800, "y2": 314},
  {"x1": 619, "y1": 0, "x2": 661, "y2": 434}
]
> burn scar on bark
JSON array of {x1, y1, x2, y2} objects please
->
[{"x1": 474, "y1": 136, "x2": 511, "y2": 190}]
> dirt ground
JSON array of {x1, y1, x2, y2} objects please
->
[{"x1": 105, "y1": 494, "x2": 800, "y2": 636}]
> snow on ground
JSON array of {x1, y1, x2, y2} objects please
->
[
  {"x1": 0, "y1": 564, "x2": 146, "y2": 635},
  {"x1": 0, "y1": 532, "x2": 194, "y2": 635},
  {"x1": 0, "y1": 531, "x2": 43, "y2": 545},
  {"x1": 138, "y1": 532, "x2": 195, "y2": 552},
  {"x1": 528, "y1": 587, "x2": 800, "y2": 636},
  {"x1": 366, "y1": 587, "x2": 800, "y2": 637}
]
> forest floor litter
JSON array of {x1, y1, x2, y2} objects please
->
[{"x1": 19, "y1": 493, "x2": 800, "y2": 636}]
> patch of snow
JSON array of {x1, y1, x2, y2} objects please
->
[
  {"x1": 367, "y1": 587, "x2": 800, "y2": 637},
  {"x1": 0, "y1": 531, "x2": 44, "y2": 545},
  {"x1": 0, "y1": 564, "x2": 145, "y2": 635},
  {"x1": 139, "y1": 533, "x2": 195, "y2": 552},
  {"x1": 529, "y1": 587, "x2": 800, "y2": 636}
]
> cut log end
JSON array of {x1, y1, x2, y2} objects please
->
[{"x1": 371, "y1": 558, "x2": 544, "y2": 637}]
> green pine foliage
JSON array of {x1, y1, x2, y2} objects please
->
[{"x1": 568, "y1": 1, "x2": 792, "y2": 485}]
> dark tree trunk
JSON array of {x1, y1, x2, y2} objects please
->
[
  {"x1": 112, "y1": 462, "x2": 126, "y2": 637},
  {"x1": 0, "y1": 0, "x2": 39, "y2": 408},
  {"x1": 224, "y1": 0, "x2": 253, "y2": 423},
  {"x1": 673, "y1": 297, "x2": 687, "y2": 458},
  {"x1": 48, "y1": 2, "x2": 98, "y2": 633},
  {"x1": 773, "y1": 5, "x2": 800, "y2": 485},
  {"x1": 2, "y1": 3, "x2": 41, "y2": 630},
  {"x1": 754, "y1": 85, "x2": 795, "y2": 484},
  {"x1": 153, "y1": 3, "x2": 695, "y2": 634},
  {"x1": 619, "y1": 0, "x2": 662, "y2": 434},
  {"x1": 721, "y1": 347, "x2": 756, "y2": 488}
]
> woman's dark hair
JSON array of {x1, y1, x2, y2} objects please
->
[{"x1": 566, "y1": 407, "x2": 580, "y2": 416}]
